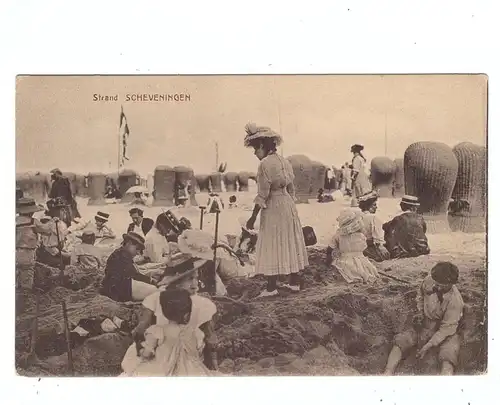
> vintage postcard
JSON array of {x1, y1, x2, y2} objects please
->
[{"x1": 15, "y1": 74, "x2": 487, "y2": 377}]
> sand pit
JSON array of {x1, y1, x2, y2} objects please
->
[{"x1": 16, "y1": 192, "x2": 487, "y2": 376}]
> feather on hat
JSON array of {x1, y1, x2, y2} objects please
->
[{"x1": 244, "y1": 122, "x2": 283, "y2": 147}]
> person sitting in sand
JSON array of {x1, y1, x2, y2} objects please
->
[
  {"x1": 16, "y1": 197, "x2": 46, "y2": 289},
  {"x1": 384, "y1": 262, "x2": 464, "y2": 375},
  {"x1": 70, "y1": 230, "x2": 105, "y2": 271},
  {"x1": 123, "y1": 258, "x2": 219, "y2": 372},
  {"x1": 228, "y1": 195, "x2": 238, "y2": 208},
  {"x1": 326, "y1": 209, "x2": 379, "y2": 284},
  {"x1": 357, "y1": 191, "x2": 390, "y2": 262},
  {"x1": 141, "y1": 212, "x2": 183, "y2": 266},
  {"x1": 382, "y1": 195, "x2": 430, "y2": 259},
  {"x1": 100, "y1": 232, "x2": 159, "y2": 302},
  {"x1": 131, "y1": 192, "x2": 147, "y2": 206},
  {"x1": 317, "y1": 188, "x2": 334, "y2": 203},
  {"x1": 71, "y1": 211, "x2": 116, "y2": 244},
  {"x1": 121, "y1": 288, "x2": 219, "y2": 376},
  {"x1": 127, "y1": 208, "x2": 154, "y2": 237},
  {"x1": 36, "y1": 199, "x2": 72, "y2": 268}
]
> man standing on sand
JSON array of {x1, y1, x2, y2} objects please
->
[{"x1": 384, "y1": 262, "x2": 464, "y2": 375}]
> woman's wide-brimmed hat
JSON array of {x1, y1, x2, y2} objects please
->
[
  {"x1": 401, "y1": 195, "x2": 420, "y2": 206},
  {"x1": 50, "y1": 168, "x2": 63, "y2": 175},
  {"x1": 95, "y1": 211, "x2": 110, "y2": 222},
  {"x1": 177, "y1": 229, "x2": 218, "y2": 260},
  {"x1": 358, "y1": 190, "x2": 378, "y2": 207},
  {"x1": 244, "y1": 122, "x2": 283, "y2": 147},
  {"x1": 159, "y1": 258, "x2": 209, "y2": 288},
  {"x1": 122, "y1": 231, "x2": 145, "y2": 250},
  {"x1": 16, "y1": 197, "x2": 44, "y2": 214},
  {"x1": 336, "y1": 209, "x2": 363, "y2": 234},
  {"x1": 350, "y1": 144, "x2": 364, "y2": 152}
]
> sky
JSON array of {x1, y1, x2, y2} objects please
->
[{"x1": 16, "y1": 75, "x2": 487, "y2": 177}]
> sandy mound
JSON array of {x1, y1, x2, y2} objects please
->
[{"x1": 215, "y1": 247, "x2": 486, "y2": 376}]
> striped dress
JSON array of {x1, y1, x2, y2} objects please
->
[
  {"x1": 352, "y1": 154, "x2": 371, "y2": 198},
  {"x1": 254, "y1": 153, "x2": 309, "y2": 276}
]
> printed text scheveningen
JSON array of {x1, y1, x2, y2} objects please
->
[{"x1": 125, "y1": 93, "x2": 191, "y2": 102}]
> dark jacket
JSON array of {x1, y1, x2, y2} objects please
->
[
  {"x1": 49, "y1": 177, "x2": 74, "y2": 204},
  {"x1": 127, "y1": 218, "x2": 154, "y2": 236},
  {"x1": 101, "y1": 246, "x2": 153, "y2": 302},
  {"x1": 383, "y1": 212, "x2": 430, "y2": 259}
]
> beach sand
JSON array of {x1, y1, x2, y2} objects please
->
[{"x1": 17, "y1": 191, "x2": 487, "y2": 376}]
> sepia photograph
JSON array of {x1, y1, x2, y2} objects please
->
[{"x1": 15, "y1": 74, "x2": 487, "y2": 378}]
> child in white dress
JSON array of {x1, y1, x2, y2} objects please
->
[
  {"x1": 326, "y1": 209, "x2": 379, "y2": 284},
  {"x1": 121, "y1": 289, "x2": 214, "y2": 376}
]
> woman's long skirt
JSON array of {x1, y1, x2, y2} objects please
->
[{"x1": 255, "y1": 190, "x2": 309, "y2": 276}]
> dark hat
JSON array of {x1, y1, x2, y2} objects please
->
[
  {"x1": 358, "y1": 190, "x2": 378, "y2": 205},
  {"x1": 431, "y1": 262, "x2": 459, "y2": 285},
  {"x1": 16, "y1": 197, "x2": 44, "y2": 214},
  {"x1": 129, "y1": 207, "x2": 144, "y2": 216},
  {"x1": 50, "y1": 168, "x2": 63, "y2": 175},
  {"x1": 122, "y1": 231, "x2": 146, "y2": 250},
  {"x1": 351, "y1": 144, "x2": 364, "y2": 152},
  {"x1": 95, "y1": 211, "x2": 110, "y2": 222},
  {"x1": 157, "y1": 210, "x2": 182, "y2": 234}
]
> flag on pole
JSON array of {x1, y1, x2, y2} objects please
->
[{"x1": 119, "y1": 106, "x2": 130, "y2": 167}]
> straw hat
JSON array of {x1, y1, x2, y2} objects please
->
[
  {"x1": 95, "y1": 211, "x2": 110, "y2": 222},
  {"x1": 158, "y1": 258, "x2": 209, "y2": 288},
  {"x1": 16, "y1": 197, "x2": 44, "y2": 215},
  {"x1": 336, "y1": 209, "x2": 363, "y2": 234},
  {"x1": 177, "y1": 229, "x2": 217, "y2": 260},
  {"x1": 401, "y1": 195, "x2": 420, "y2": 206},
  {"x1": 122, "y1": 231, "x2": 146, "y2": 250},
  {"x1": 244, "y1": 122, "x2": 283, "y2": 147}
]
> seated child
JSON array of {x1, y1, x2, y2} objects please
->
[
  {"x1": 326, "y1": 209, "x2": 379, "y2": 284},
  {"x1": 121, "y1": 288, "x2": 216, "y2": 376}
]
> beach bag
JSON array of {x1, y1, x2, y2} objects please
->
[{"x1": 302, "y1": 226, "x2": 317, "y2": 246}]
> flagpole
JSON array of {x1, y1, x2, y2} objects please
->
[{"x1": 215, "y1": 142, "x2": 219, "y2": 171}]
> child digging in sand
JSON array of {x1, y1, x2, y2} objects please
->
[
  {"x1": 325, "y1": 209, "x2": 379, "y2": 284},
  {"x1": 121, "y1": 288, "x2": 219, "y2": 376},
  {"x1": 384, "y1": 262, "x2": 464, "y2": 375}
]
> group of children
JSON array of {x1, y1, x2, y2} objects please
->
[{"x1": 326, "y1": 191, "x2": 430, "y2": 284}]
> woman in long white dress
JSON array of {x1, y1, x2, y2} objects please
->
[
  {"x1": 350, "y1": 144, "x2": 372, "y2": 206},
  {"x1": 244, "y1": 123, "x2": 309, "y2": 298}
]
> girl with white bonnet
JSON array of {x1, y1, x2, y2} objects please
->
[
  {"x1": 326, "y1": 208, "x2": 379, "y2": 283},
  {"x1": 244, "y1": 122, "x2": 309, "y2": 298}
]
